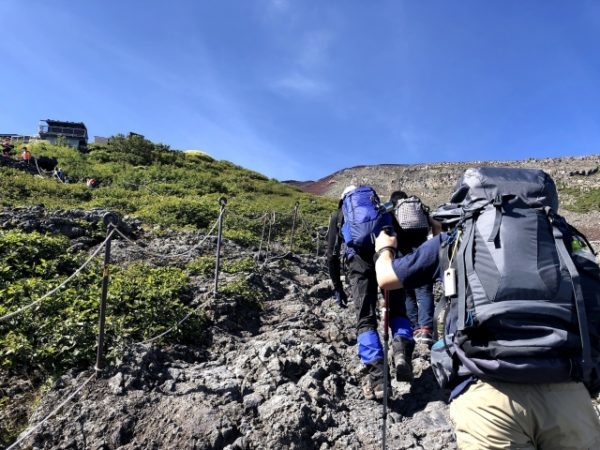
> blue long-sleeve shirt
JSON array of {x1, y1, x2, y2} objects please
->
[{"x1": 392, "y1": 233, "x2": 446, "y2": 289}]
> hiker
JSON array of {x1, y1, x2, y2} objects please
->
[
  {"x1": 86, "y1": 178, "x2": 98, "y2": 188},
  {"x1": 54, "y1": 167, "x2": 65, "y2": 182},
  {"x1": 390, "y1": 191, "x2": 435, "y2": 346},
  {"x1": 327, "y1": 185, "x2": 414, "y2": 400},
  {"x1": 21, "y1": 147, "x2": 31, "y2": 164},
  {"x1": 1, "y1": 139, "x2": 13, "y2": 157},
  {"x1": 374, "y1": 167, "x2": 600, "y2": 449}
]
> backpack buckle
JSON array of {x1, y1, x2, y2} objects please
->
[{"x1": 493, "y1": 194, "x2": 503, "y2": 207}]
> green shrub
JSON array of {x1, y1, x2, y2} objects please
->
[
  {"x1": 221, "y1": 277, "x2": 266, "y2": 309},
  {"x1": 0, "y1": 230, "x2": 206, "y2": 375},
  {"x1": 0, "y1": 137, "x2": 337, "y2": 245},
  {"x1": 0, "y1": 231, "x2": 76, "y2": 282},
  {"x1": 223, "y1": 229, "x2": 257, "y2": 247},
  {"x1": 138, "y1": 197, "x2": 216, "y2": 228},
  {"x1": 570, "y1": 188, "x2": 600, "y2": 213},
  {"x1": 186, "y1": 256, "x2": 215, "y2": 277}
]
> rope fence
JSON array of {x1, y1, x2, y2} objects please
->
[
  {"x1": 131, "y1": 295, "x2": 213, "y2": 346},
  {"x1": 112, "y1": 219, "x2": 220, "y2": 259},
  {"x1": 2, "y1": 198, "x2": 330, "y2": 449},
  {"x1": 0, "y1": 229, "x2": 115, "y2": 323},
  {"x1": 6, "y1": 372, "x2": 96, "y2": 450}
]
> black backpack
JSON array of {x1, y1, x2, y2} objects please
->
[{"x1": 430, "y1": 167, "x2": 600, "y2": 395}]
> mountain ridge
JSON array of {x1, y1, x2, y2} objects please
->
[{"x1": 284, "y1": 154, "x2": 600, "y2": 241}]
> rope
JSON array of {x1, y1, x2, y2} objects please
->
[
  {"x1": 131, "y1": 295, "x2": 213, "y2": 346},
  {"x1": 112, "y1": 216, "x2": 220, "y2": 259},
  {"x1": 32, "y1": 156, "x2": 64, "y2": 182},
  {"x1": 6, "y1": 372, "x2": 96, "y2": 450},
  {"x1": 261, "y1": 251, "x2": 292, "y2": 266},
  {"x1": 33, "y1": 157, "x2": 45, "y2": 177},
  {"x1": 0, "y1": 230, "x2": 115, "y2": 323}
]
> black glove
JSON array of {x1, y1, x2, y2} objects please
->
[{"x1": 334, "y1": 287, "x2": 348, "y2": 308}]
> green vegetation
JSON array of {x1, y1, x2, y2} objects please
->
[
  {"x1": 221, "y1": 277, "x2": 267, "y2": 310},
  {"x1": 0, "y1": 230, "x2": 205, "y2": 375},
  {"x1": 186, "y1": 256, "x2": 257, "y2": 277},
  {"x1": 0, "y1": 135, "x2": 333, "y2": 443},
  {"x1": 557, "y1": 185, "x2": 600, "y2": 213},
  {"x1": 0, "y1": 135, "x2": 336, "y2": 249}
]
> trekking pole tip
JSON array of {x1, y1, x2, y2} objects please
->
[{"x1": 218, "y1": 196, "x2": 227, "y2": 207}]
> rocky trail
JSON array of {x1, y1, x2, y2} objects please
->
[{"x1": 2, "y1": 207, "x2": 456, "y2": 450}]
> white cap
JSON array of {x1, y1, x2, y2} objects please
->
[{"x1": 340, "y1": 185, "x2": 357, "y2": 199}]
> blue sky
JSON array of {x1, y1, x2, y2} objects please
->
[{"x1": 1, "y1": 1, "x2": 599, "y2": 180}]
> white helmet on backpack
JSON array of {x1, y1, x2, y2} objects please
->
[{"x1": 341, "y1": 185, "x2": 356, "y2": 199}]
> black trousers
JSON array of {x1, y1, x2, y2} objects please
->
[{"x1": 348, "y1": 253, "x2": 407, "y2": 336}]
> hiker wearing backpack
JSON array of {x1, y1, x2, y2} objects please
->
[
  {"x1": 374, "y1": 167, "x2": 600, "y2": 449},
  {"x1": 389, "y1": 191, "x2": 436, "y2": 347},
  {"x1": 327, "y1": 185, "x2": 415, "y2": 400}
]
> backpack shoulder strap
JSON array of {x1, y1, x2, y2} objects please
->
[
  {"x1": 456, "y1": 216, "x2": 476, "y2": 331},
  {"x1": 551, "y1": 214, "x2": 593, "y2": 384}
]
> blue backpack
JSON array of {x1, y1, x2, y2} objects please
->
[{"x1": 340, "y1": 186, "x2": 392, "y2": 257}]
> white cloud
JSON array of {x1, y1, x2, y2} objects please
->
[
  {"x1": 272, "y1": 73, "x2": 329, "y2": 96},
  {"x1": 267, "y1": 0, "x2": 291, "y2": 13},
  {"x1": 271, "y1": 29, "x2": 335, "y2": 98},
  {"x1": 298, "y1": 30, "x2": 334, "y2": 70}
]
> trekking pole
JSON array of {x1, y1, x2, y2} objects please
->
[
  {"x1": 213, "y1": 197, "x2": 227, "y2": 298},
  {"x1": 95, "y1": 212, "x2": 118, "y2": 377},
  {"x1": 315, "y1": 227, "x2": 320, "y2": 257},
  {"x1": 289, "y1": 201, "x2": 300, "y2": 253},
  {"x1": 382, "y1": 288, "x2": 390, "y2": 450}
]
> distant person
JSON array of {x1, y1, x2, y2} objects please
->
[
  {"x1": 86, "y1": 178, "x2": 98, "y2": 188},
  {"x1": 54, "y1": 167, "x2": 65, "y2": 182},
  {"x1": 21, "y1": 147, "x2": 31, "y2": 164},
  {"x1": 2, "y1": 140, "x2": 13, "y2": 158}
]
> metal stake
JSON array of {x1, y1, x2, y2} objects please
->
[
  {"x1": 257, "y1": 213, "x2": 268, "y2": 262},
  {"x1": 315, "y1": 227, "x2": 320, "y2": 257},
  {"x1": 289, "y1": 201, "x2": 300, "y2": 253},
  {"x1": 213, "y1": 197, "x2": 227, "y2": 297},
  {"x1": 95, "y1": 212, "x2": 118, "y2": 376},
  {"x1": 265, "y1": 212, "x2": 275, "y2": 262}
]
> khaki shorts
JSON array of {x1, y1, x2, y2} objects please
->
[{"x1": 449, "y1": 380, "x2": 600, "y2": 450}]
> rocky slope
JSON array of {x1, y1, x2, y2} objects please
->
[
  {"x1": 286, "y1": 155, "x2": 600, "y2": 241},
  {"x1": 2, "y1": 207, "x2": 454, "y2": 450}
]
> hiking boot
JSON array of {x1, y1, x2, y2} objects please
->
[
  {"x1": 362, "y1": 360, "x2": 389, "y2": 400},
  {"x1": 414, "y1": 327, "x2": 434, "y2": 347},
  {"x1": 392, "y1": 337, "x2": 414, "y2": 382}
]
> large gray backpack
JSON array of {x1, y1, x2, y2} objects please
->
[{"x1": 431, "y1": 167, "x2": 600, "y2": 395}]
